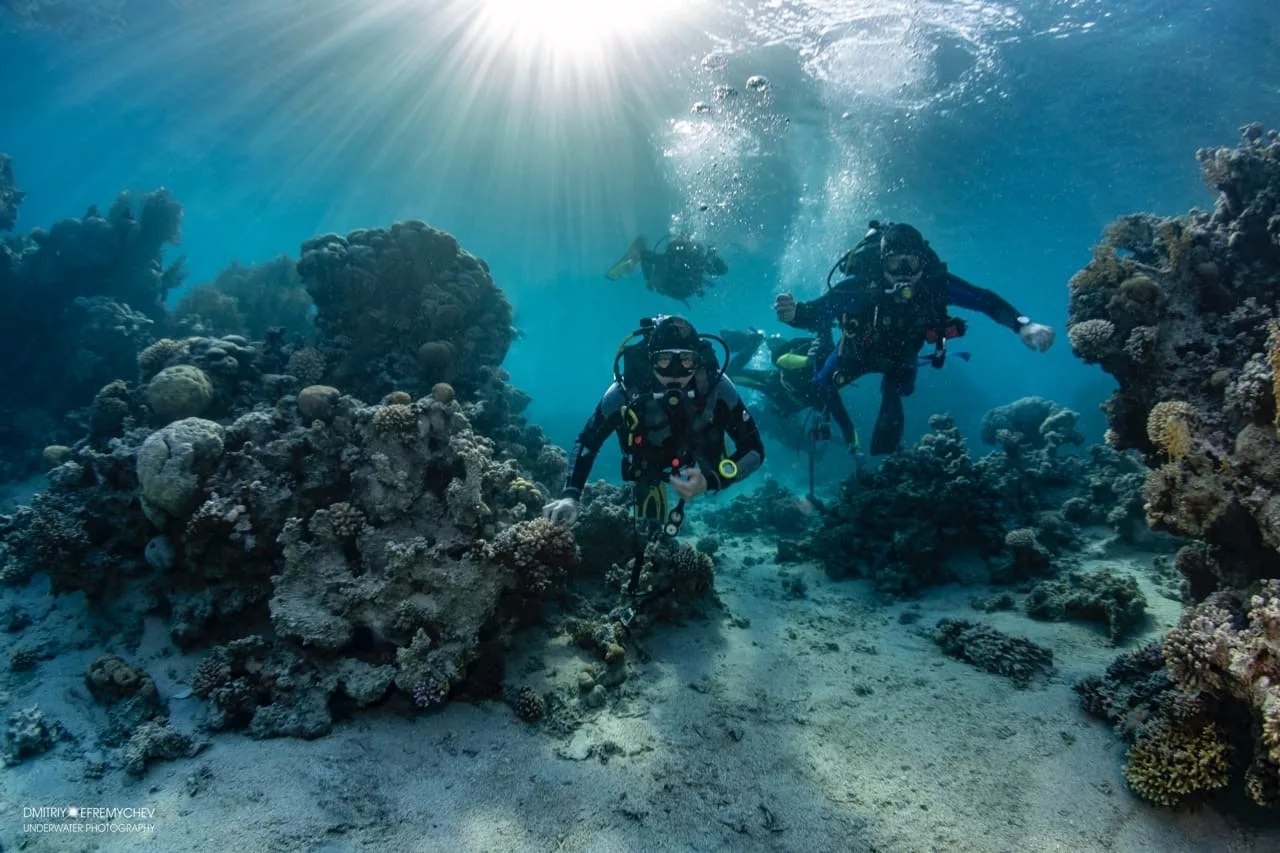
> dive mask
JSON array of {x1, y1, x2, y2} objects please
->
[
  {"x1": 651, "y1": 348, "x2": 698, "y2": 377},
  {"x1": 883, "y1": 253, "x2": 922, "y2": 299}
]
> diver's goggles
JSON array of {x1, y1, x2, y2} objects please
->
[
  {"x1": 883, "y1": 253, "x2": 922, "y2": 280},
  {"x1": 650, "y1": 348, "x2": 699, "y2": 372}
]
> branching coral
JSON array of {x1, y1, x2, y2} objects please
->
[
  {"x1": 489, "y1": 517, "x2": 579, "y2": 597},
  {"x1": 1064, "y1": 317, "x2": 1116, "y2": 361},
  {"x1": 1123, "y1": 724, "x2": 1230, "y2": 806}
]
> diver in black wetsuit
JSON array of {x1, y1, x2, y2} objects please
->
[
  {"x1": 720, "y1": 327, "x2": 859, "y2": 453},
  {"x1": 605, "y1": 235, "x2": 728, "y2": 304},
  {"x1": 542, "y1": 315, "x2": 765, "y2": 545},
  {"x1": 774, "y1": 221, "x2": 1056, "y2": 455}
]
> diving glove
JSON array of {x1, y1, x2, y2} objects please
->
[
  {"x1": 1017, "y1": 320, "x2": 1055, "y2": 353},
  {"x1": 542, "y1": 497, "x2": 579, "y2": 527}
]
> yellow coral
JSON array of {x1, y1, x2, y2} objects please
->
[
  {"x1": 1146, "y1": 401, "x2": 1195, "y2": 461},
  {"x1": 1262, "y1": 686, "x2": 1280, "y2": 763},
  {"x1": 1123, "y1": 725, "x2": 1230, "y2": 806}
]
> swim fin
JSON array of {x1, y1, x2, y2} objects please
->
[{"x1": 605, "y1": 237, "x2": 646, "y2": 280}]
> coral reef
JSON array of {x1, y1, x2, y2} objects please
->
[
  {"x1": 6, "y1": 383, "x2": 571, "y2": 737},
  {"x1": 932, "y1": 619, "x2": 1054, "y2": 688},
  {"x1": 1024, "y1": 569, "x2": 1147, "y2": 643},
  {"x1": 703, "y1": 477, "x2": 817, "y2": 536},
  {"x1": 806, "y1": 408, "x2": 1115, "y2": 593},
  {"x1": 0, "y1": 181, "x2": 182, "y2": 471},
  {"x1": 174, "y1": 256, "x2": 313, "y2": 340},
  {"x1": 0, "y1": 153, "x2": 22, "y2": 230},
  {"x1": 1067, "y1": 124, "x2": 1280, "y2": 581},
  {"x1": 296, "y1": 221, "x2": 513, "y2": 402},
  {"x1": 1073, "y1": 127, "x2": 1280, "y2": 809}
]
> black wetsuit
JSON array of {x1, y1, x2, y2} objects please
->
[
  {"x1": 561, "y1": 373, "x2": 765, "y2": 504},
  {"x1": 725, "y1": 332, "x2": 858, "y2": 448},
  {"x1": 640, "y1": 239, "x2": 726, "y2": 303},
  {"x1": 785, "y1": 263, "x2": 1025, "y2": 454}
]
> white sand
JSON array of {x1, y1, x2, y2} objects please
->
[{"x1": 2, "y1": 533, "x2": 1276, "y2": 852}]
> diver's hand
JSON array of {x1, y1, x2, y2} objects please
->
[
  {"x1": 542, "y1": 497, "x2": 579, "y2": 527},
  {"x1": 669, "y1": 469, "x2": 708, "y2": 500},
  {"x1": 774, "y1": 292, "x2": 797, "y2": 323},
  {"x1": 1018, "y1": 321, "x2": 1056, "y2": 353}
]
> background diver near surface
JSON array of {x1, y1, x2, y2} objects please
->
[
  {"x1": 605, "y1": 234, "x2": 729, "y2": 304},
  {"x1": 774, "y1": 221, "x2": 1056, "y2": 456}
]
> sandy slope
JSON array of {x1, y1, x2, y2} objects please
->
[{"x1": 2, "y1": 532, "x2": 1278, "y2": 852}]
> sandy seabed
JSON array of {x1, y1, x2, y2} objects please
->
[{"x1": 2, "y1": 529, "x2": 1278, "y2": 853}]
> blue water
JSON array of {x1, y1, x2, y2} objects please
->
[{"x1": 3, "y1": 0, "x2": 1278, "y2": 484}]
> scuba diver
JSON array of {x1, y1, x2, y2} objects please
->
[
  {"x1": 773, "y1": 221, "x2": 1056, "y2": 456},
  {"x1": 542, "y1": 315, "x2": 764, "y2": 592},
  {"x1": 605, "y1": 235, "x2": 729, "y2": 304},
  {"x1": 720, "y1": 327, "x2": 859, "y2": 451}
]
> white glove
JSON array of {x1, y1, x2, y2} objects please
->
[
  {"x1": 542, "y1": 497, "x2": 579, "y2": 527},
  {"x1": 669, "y1": 468, "x2": 709, "y2": 500},
  {"x1": 774, "y1": 292, "x2": 797, "y2": 323},
  {"x1": 1019, "y1": 321, "x2": 1055, "y2": 353}
]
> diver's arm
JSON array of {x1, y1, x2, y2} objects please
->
[
  {"x1": 944, "y1": 273, "x2": 1025, "y2": 332},
  {"x1": 791, "y1": 278, "x2": 864, "y2": 329},
  {"x1": 561, "y1": 384, "x2": 626, "y2": 499},
  {"x1": 703, "y1": 377, "x2": 765, "y2": 492}
]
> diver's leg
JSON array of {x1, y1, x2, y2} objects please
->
[
  {"x1": 722, "y1": 329, "x2": 766, "y2": 373},
  {"x1": 828, "y1": 391, "x2": 858, "y2": 450},
  {"x1": 870, "y1": 362, "x2": 917, "y2": 455},
  {"x1": 605, "y1": 237, "x2": 647, "y2": 280}
]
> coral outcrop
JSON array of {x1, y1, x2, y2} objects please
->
[
  {"x1": 1024, "y1": 569, "x2": 1147, "y2": 643},
  {"x1": 174, "y1": 256, "x2": 313, "y2": 340},
  {"x1": 1072, "y1": 126, "x2": 1280, "y2": 809},
  {"x1": 804, "y1": 407, "x2": 1133, "y2": 593},
  {"x1": 1067, "y1": 124, "x2": 1280, "y2": 582},
  {"x1": 296, "y1": 221, "x2": 514, "y2": 403},
  {"x1": 0, "y1": 180, "x2": 183, "y2": 472},
  {"x1": 932, "y1": 619, "x2": 1054, "y2": 688}
]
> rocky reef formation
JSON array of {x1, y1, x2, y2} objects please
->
[{"x1": 1070, "y1": 125, "x2": 1280, "y2": 810}]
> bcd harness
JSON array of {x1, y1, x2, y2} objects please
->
[{"x1": 830, "y1": 292, "x2": 968, "y2": 385}]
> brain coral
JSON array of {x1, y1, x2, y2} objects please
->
[{"x1": 145, "y1": 364, "x2": 214, "y2": 423}]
